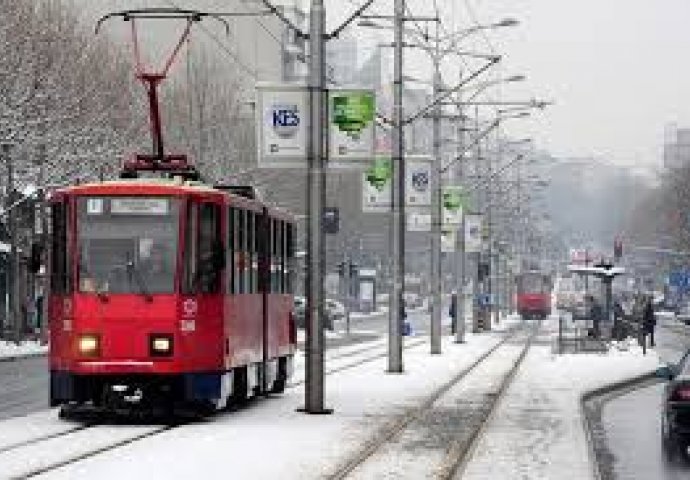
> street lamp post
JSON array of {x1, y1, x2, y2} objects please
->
[
  {"x1": 388, "y1": 0, "x2": 405, "y2": 372},
  {"x1": 430, "y1": 20, "x2": 442, "y2": 355},
  {"x1": 303, "y1": 0, "x2": 330, "y2": 414}
]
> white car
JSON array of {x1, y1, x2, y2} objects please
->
[{"x1": 325, "y1": 299, "x2": 346, "y2": 320}]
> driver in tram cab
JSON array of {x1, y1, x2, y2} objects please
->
[{"x1": 139, "y1": 241, "x2": 173, "y2": 291}]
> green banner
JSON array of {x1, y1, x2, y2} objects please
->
[
  {"x1": 332, "y1": 91, "x2": 375, "y2": 139},
  {"x1": 365, "y1": 156, "x2": 392, "y2": 192}
]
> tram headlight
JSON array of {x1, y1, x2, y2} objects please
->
[
  {"x1": 149, "y1": 334, "x2": 173, "y2": 357},
  {"x1": 78, "y1": 335, "x2": 100, "y2": 357}
]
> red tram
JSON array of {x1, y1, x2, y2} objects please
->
[
  {"x1": 516, "y1": 271, "x2": 552, "y2": 320},
  {"x1": 48, "y1": 9, "x2": 298, "y2": 414},
  {"x1": 49, "y1": 181, "x2": 296, "y2": 412}
]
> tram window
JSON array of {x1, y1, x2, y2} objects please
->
[
  {"x1": 227, "y1": 208, "x2": 235, "y2": 294},
  {"x1": 197, "y1": 202, "x2": 222, "y2": 294},
  {"x1": 50, "y1": 201, "x2": 71, "y2": 294},
  {"x1": 277, "y1": 221, "x2": 285, "y2": 293},
  {"x1": 283, "y1": 223, "x2": 295, "y2": 293},
  {"x1": 182, "y1": 203, "x2": 198, "y2": 294},
  {"x1": 271, "y1": 219, "x2": 279, "y2": 293},
  {"x1": 237, "y1": 209, "x2": 245, "y2": 294}
]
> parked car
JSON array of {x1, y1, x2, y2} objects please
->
[
  {"x1": 658, "y1": 350, "x2": 690, "y2": 462},
  {"x1": 293, "y1": 296, "x2": 334, "y2": 330},
  {"x1": 325, "y1": 299, "x2": 346, "y2": 320}
]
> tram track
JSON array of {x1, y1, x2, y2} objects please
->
[
  {"x1": 324, "y1": 321, "x2": 537, "y2": 480},
  {"x1": 0, "y1": 335, "x2": 430, "y2": 479}
]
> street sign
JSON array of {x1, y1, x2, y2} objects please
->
[
  {"x1": 362, "y1": 156, "x2": 392, "y2": 212},
  {"x1": 464, "y1": 214, "x2": 483, "y2": 253},
  {"x1": 329, "y1": 89, "x2": 376, "y2": 164},
  {"x1": 441, "y1": 227, "x2": 457, "y2": 253},
  {"x1": 407, "y1": 213, "x2": 431, "y2": 232},
  {"x1": 256, "y1": 83, "x2": 308, "y2": 167},
  {"x1": 669, "y1": 270, "x2": 690, "y2": 290},
  {"x1": 442, "y1": 186, "x2": 465, "y2": 225},
  {"x1": 405, "y1": 156, "x2": 433, "y2": 208}
]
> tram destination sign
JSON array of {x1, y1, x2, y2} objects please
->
[{"x1": 110, "y1": 198, "x2": 170, "y2": 215}]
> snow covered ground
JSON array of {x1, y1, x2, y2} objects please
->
[
  {"x1": 17, "y1": 321, "x2": 518, "y2": 479},
  {"x1": 0, "y1": 314, "x2": 661, "y2": 479},
  {"x1": 0, "y1": 340, "x2": 48, "y2": 361},
  {"x1": 459, "y1": 318, "x2": 660, "y2": 480}
]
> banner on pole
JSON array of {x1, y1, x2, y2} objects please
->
[
  {"x1": 441, "y1": 227, "x2": 457, "y2": 253},
  {"x1": 362, "y1": 156, "x2": 392, "y2": 212},
  {"x1": 442, "y1": 186, "x2": 465, "y2": 225},
  {"x1": 256, "y1": 83, "x2": 308, "y2": 168},
  {"x1": 329, "y1": 89, "x2": 376, "y2": 164},
  {"x1": 407, "y1": 213, "x2": 431, "y2": 232},
  {"x1": 464, "y1": 214, "x2": 483, "y2": 253},
  {"x1": 405, "y1": 156, "x2": 433, "y2": 208}
]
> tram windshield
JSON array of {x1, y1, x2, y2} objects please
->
[
  {"x1": 518, "y1": 273, "x2": 549, "y2": 295},
  {"x1": 77, "y1": 196, "x2": 180, "y2": 294}
]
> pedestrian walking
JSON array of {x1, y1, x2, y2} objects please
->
[
  {"x1": 643, "y1": 295, "x2": 656, "y2": 347},
  {"x1": 449, "y1": 292, "x2": 457, "y2": 334}
]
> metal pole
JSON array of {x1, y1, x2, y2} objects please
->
[
  {"x1": 472, "y1": 106, "x2": 481, "y2": 333},
  {"x1": 303, "y1": 0, "x2": 330, "y2": 414},
  {"x1": 486, "y1": 117, "x2": 494, "y2": 329},
  {"x1": 430, "y1": 22, "x2": 442, "y2": 355},
  {"x1": 388, "y1": 0, "x2": 405, "y2": 373},
  {"x1": 455, "y1": 70, "x2": 466, "y2": 343}
]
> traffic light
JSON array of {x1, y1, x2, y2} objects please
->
[
  {"x1": 349, "y1": 262, "x2": 358, "y2": 278},
  {"x1": 337, "y1": 261, "x2": 346, "y2": 277},
  {"x1": 478, "y1": 262, "x2": 490, "y2": 281}
]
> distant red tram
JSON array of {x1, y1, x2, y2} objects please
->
[
  {"x1": 49, "y1": 181, "x2": 296, "y2": 412},
  {"x1": 516, "y1": 271, "x2": 552, "y2": 320}
]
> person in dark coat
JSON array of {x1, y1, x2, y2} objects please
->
[
  {"x1": 449, "y1": 292, "x2": 457, "y2": 334},
  {"x1": 613, "y1": 299, "x2": 625, "y2": 340},
  {"x1": 642, "y1": 296, "x2": 656, "y2": 347}
]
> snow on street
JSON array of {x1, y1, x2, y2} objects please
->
[
  {"x1": 21, "y1": 322, "x2": 518, "y2": 480},
  {"x1": 459, "y1": 318, "x2": 660, "y2": 480},
  {"x1": 0, "y1": 315, "x2": 662, "y2": 480},
  {"x1": 0, "y1": 340, "x2": 47, "y2": 361}
]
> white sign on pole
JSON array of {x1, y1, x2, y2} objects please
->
[
  {"x1": 329, "y1": 89, "x2": 376, "y2": 163},
  {"x1": 442, "y1": 186, "x2": 465, "y2": 225},
  {"x1": 256, "y1": 83, "x2": 308, "y2": 167},
  {"x1": 441, "y1": 227, "x2": 457, "y2": 253},
  {"x1": 464, "y1": 214, "x2": 483, "y2": 253},
  {"x1": 405, "y1": 156, "x2": 433, "y2": 208},
  {"x1": 407, "y1": 213, "x2": 431, "y2": 232},
  {"x1": 362, "y1": 156, "x2": 392, "y2": 212}
]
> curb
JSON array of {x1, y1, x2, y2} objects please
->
[
  {"x1": 0, "y1": 351, "x2": 48, "y2": 363},
  {"x1": 580, "y1": 369, "x2": 659, "y2": 480}
]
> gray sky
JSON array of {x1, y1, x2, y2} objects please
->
[
  {"x1": 81, "y1": 0, "x2": 690, "y2": 168},
  {"x1": 324, "y1": 0, "x2": 690, "y2": 168},
  {"x1": 433, "y1": 0, "x2": 690, "y2": 168}
]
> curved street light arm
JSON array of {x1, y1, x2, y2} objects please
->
[{"x1": 404, "y1": 57, "x2": 500, "y2": 127}]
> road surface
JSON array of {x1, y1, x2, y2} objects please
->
[{"x1": 601, "y1": 314, "x2": 690, "y2": 479}]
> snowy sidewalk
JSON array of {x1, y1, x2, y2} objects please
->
[
  {"x1": 0, "y1": 340, "x2": 48, "y2": 361},
  {"x1": 33, "y1": 320, "x2": 520, "y2": 480},
  {"x1": 459, "y1": 320, "x2": 660, "y2": 480}
]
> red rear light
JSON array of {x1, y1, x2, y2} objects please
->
[{"x1": 672, "y1": 386, "x2": 690, "y2": 401}]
